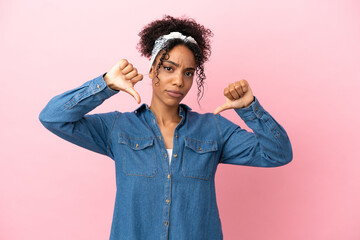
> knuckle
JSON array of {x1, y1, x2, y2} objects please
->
[
  {"x1": 132, "y1": 74, "x2": 143, "y2": 82},
  {"x1": 120, "y1": 59, "x2": 128, "y2": 65}
]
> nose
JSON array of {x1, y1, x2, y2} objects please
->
[{"x1": 173, "y1": 72, "x2": 184, "y2": 87}]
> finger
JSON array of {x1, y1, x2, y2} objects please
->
[
  {"x1": 224, "y1": 88, "x2": 235, "y2": 101},
  {"x1": 228, "y1": 83, "x2": 240, "y2": 100},
  {"x1": 130, "y1": 74, "x2": 143, "y2": 84},
  {"x1": 124, "y1": 86, "x2": 141, "y2": 104},
  {"x1": 240, "y1": 79, "x2": 248, "y2": 93},
  {"x1": 125, "y1": 68, "x2": 138, "y2": 80},
  {"x1": 234, "y1": 81, "x2": 244, "y2": 97},
  {"x1": 118, "y1": 59, "x2": 128, "y2": 70},
  {"x1": 122, "y1": 63, "x2": 133, "y2": 75},
  {"x1": 213, "y1": 103, "x2": 229, "y2": 115}
]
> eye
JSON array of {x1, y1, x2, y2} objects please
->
[
  {"x1": 163, "y1": 66, "x2": 172, "y2": 71},
  {"x1": 185, "y1": 72, "x2": 194, "y2": 77}
]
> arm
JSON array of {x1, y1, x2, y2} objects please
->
[
  {"x1": 215, "y1": 96, "x2": 293, "y2": 167},
  {"x1": 38, "y1": 73, "x2": 120, "y2": 159},
  {"x1": 39, "y1": 59, "x2": 143, "y2": 159}
]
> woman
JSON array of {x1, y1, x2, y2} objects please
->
[{"x1": 39, "y1": 15, "x2": 293, "y2": 240}]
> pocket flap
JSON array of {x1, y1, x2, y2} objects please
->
[
  {"x1": 118, "y1": 135, "x2": 154, "y2": 150},
  {"x1": 184, "y1": 138, "x2": 218, "y2": 153}
]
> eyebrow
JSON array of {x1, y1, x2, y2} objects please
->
[{"x1": 163, "y1": 60, "x2": 196, "y2": 71}]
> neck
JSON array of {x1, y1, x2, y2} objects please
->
[{"x1": 149, "y1": 97, "x2": 181, "y2": 126}]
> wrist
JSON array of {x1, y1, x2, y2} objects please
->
[
  {"x1": 103, "y1": 73, "x2": 119, "y2": 91},
  {"x1": 243, "y1": 96, "x2": 255, "y2": 108}
]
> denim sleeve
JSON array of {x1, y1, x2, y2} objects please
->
[
  {"x1": 214, "y1": 96, "x2": 293, "y2": 167},
  {"x1": 38, "y1": 73, "x2": 120, "y2": 159}
]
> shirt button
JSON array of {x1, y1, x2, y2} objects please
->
[
  {"x1": 175, "y1": 134, "x2": 178, "y2": 138},
  {"x1": 173, "y1": 154, "x2": 177, "y2": 158},
  {"x1": 199, "y1": 147, "x2": 202, "y2": 151},
  {"x1": 97, "y1": 84, "x2": 100, "y2": 89},
  {"x1": 165, "y1": 153, "x2": 167, "y2": 158},
  {"x1": 136, "y1": 144, "x2": 139, "y2": 148},
  {"x1": 159, "y1": 136, "x2": 162, "y2": 140},
  {"x1": 164, "y1": 221, "x2": 168, "y2": 226},
  {"x1": 167, "y1": 174, "x2": 171, "y2": 179},
  {"x1": 166, "y1": 199, "x2": 170, "y2": 203}
]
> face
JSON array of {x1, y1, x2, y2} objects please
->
[{"x1": 149, "y1": 44, "x2": 196, "y2": 108}]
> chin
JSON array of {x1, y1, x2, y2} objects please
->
[
  {"x1": 165, "y1": 99, "x2": 181, "y2": 107},
  {"x1": 163, "y1": 96, "x2": 184, "y2": 107}
]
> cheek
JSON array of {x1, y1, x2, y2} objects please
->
[
  {"x1": 151, "y1": 77, "x2": 161, "y2": 89},
  {"x1": 189, "y1": 77, "x2": 195, "y2": 86},
  {"x1": 185, "y1": 79, "x2": 194, "y2": 91}
]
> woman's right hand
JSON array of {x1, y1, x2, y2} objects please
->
[{"x1": 104, "y1": 59, "x2": 143, "y2": 103}]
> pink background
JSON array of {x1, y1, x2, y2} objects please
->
[{"x1": 1, "y1": 0, "x2": 360, "y2": 239}]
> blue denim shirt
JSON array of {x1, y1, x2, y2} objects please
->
[{"x1": 39, "y1": 73, "x2": 293, "y2": 240}]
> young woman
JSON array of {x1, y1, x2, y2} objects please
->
[{"x1": 39, "y1": 15, "x2": 293, "y2": 240}]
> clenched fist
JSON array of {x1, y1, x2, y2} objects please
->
[
  {"x1": 213, "y1": 79, "x2": 255, "y2": 115},
  {"x1": 104, "y1": 59, "x2": 143, "y2": 103}
]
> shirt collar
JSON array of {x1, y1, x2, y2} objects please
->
[{"x1": 134, "y1": 103, "x2": 192, "y2": 114}]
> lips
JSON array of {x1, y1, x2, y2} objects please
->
[{"x1": 166, "y1": 90, "x2": 183, "y2": 98}]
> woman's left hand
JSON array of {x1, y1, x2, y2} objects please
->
[{"x1": 213, "y1": 79, "x2": 255, "y2": 115}]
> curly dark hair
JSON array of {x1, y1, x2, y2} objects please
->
[{"x1": 136, "y1": 15, "x2": 214, "y2": 104}]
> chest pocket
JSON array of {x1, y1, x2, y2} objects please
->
[
  {"x1": 181, "y1": 138, "x2": 218, "y2": 180},
  {"x1": 118, "y1": 135, "x2": 157, "y2": 177}
]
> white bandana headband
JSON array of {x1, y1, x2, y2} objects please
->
[{"x1": 148, "y1": 31, "x2": 198, "y2": 72}]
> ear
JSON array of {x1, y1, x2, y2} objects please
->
[{"x1": 149, "y1": 65, "x2": 154, "y2": 79}]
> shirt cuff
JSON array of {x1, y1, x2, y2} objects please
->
[
  {"x1": 234, "y1": 96, "x2": 264, "y2": 121},
  {"x1": 89, "y1": 72, "x2": 120, "y2": 98}
]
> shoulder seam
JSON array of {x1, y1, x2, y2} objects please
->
[
  {"x1": 107, "y1": 111, "x2": 120, "y2": 159},
  {"x1": 214, "y1": 114, "x2": 225, "y2": 163}
]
